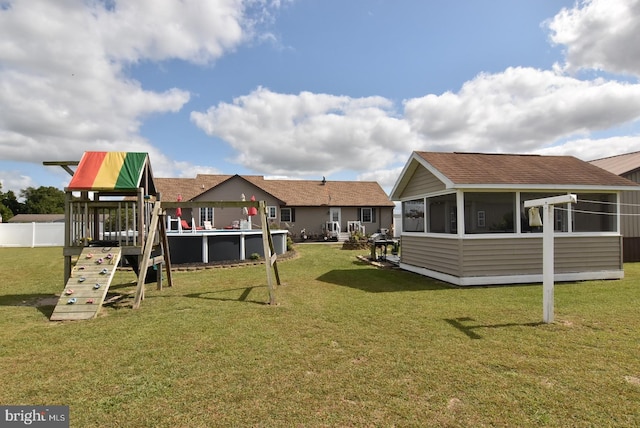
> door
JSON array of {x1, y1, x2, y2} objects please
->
[{"x1": 329, "y1": 208, "x2": 341, "y2": 228}]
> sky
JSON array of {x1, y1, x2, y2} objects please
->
[{"x1": 2, "y1": 0, "x2": 640, "y2": 197}]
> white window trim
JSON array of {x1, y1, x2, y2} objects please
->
[
  {"x1": 361, "y1": 207, "x2": 373, "y2": 223},
  {"x1": 267, "y1": 206, "x2": 277, "y2": 219}
]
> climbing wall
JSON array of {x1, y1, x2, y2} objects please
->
[{"x1": 50, "y1": 247, "x2": 122, "y2": 321}]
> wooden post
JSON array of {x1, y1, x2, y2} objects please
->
[
  {"x1": 63, "y1": 191, "x2": 72, "y2": 284},
  {"x1": 158, "y1": 209, "x2": 173, "y2": 289},
  {"x1": 260, "y1": 201, "x2": 277, "y2": 305},
  {"x1": 133, "y1": 202, "x2": 161, "y2": 309}
]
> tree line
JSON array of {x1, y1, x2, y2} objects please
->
[{"x1": 0, "y1": 184, "x2": 65, "y2": 221}]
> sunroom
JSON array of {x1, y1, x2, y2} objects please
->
[{"x1": 390, "y1": 152, "x2": 640, "y2": 286}]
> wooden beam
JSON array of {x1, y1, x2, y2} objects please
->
[
  {"x1": 133, "y1": 202, "x2": 162, "y2": 309},
  {"x1": 43, "y1": 161, "x2": 79, "y2": 177},
  {"x1": 260, "y1": 201, "x2": 277, "y2": 305},
  {"x1": 158, "y1": 212, "x2": 173, "y2": 289}
]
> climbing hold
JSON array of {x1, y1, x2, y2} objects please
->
[{"x1": 67, "y1": 298, "x2": 77, "y2": 304}]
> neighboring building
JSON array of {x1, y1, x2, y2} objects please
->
[
  {"x1": 390, "y1": 151, "x2": 640, "y2": 286},
  {"x1": 590, "y1": 150, "x2": 640, "y2": 262},
  {"x1": 155, "y1": 174, "x2": 395, "y2": 239},
  {"x1": 7, "y1": 214, "x2": 65, "y2": 223}
]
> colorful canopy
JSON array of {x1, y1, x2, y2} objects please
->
[{"x1": 68, "y1": 152, "x2": 148, "y2": 191}]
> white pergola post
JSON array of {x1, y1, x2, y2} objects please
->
[{"x1": 524, "y1": 194, "x2": 577, "y2": 324}]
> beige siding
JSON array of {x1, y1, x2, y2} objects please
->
[
  {"x1": 621, "y1": 170, "x2": 640, "y2": 238},
  {"x1": 269, "y1": 206, "x2": 395, "y2": 238},
  {"x1": 401, "y1": 235, "x2": 460, "y2": 276},
  {"x1": 460, "y1": 238, "x2": 542, "y2": 276},
  {"x1": 399, "y1": 166, "x2": 445, "y2": 199},
  {"x1": 555, "y1": 235, "x2": 622, "y2": 271},
  {"x1": 285, "y1": 207, "x2": 330, "y2": 237},
  {"x1": 402, "y1": 235, "x2": 622, "y2": 278},
  {"x1": 194, "y1": 177, "x2": 281, "y2": 229}
]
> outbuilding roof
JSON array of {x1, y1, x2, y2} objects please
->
[
  {"x1": 7, "y1": 214, "x2": 65, "y2": 223},
  {"x1": 391, "y1": 151, "x2": 639, "y2": 199},
  {"x1": 590, "y1": 150, "x2": 640, "y2": 176}
]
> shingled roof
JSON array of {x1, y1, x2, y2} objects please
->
[
  {"x1": 415, "y1": 151, "x2": 639, "y2": 187},
  {"x1": 155, "y1": 174, "x2": 394, "y2": 207},
  {"x1": 155, "y1": 174, "x2": 233, "y2": 201},
  {"x1": 391, "y1": 151, "x2": 639, "y2": 199}
]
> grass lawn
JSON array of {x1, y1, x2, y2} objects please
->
[{"x1": 1, "y1": 244, "x2": 639, "y2": 427}]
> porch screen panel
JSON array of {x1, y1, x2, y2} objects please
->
[
  {"x1": 464, "y1": 192, "x2": 515, "y2": 234},
  {"x1": 427, "y1": 193, "x2": 457, "y2": 234},
  {"x1": 521, "y1": 192, "x2": 567, "y2": 233},
  {"x1": 573, "y1": 193, "x2": 616, "y2": 232},
  {"x1": 402, "y1": 199, "x2": 424, "y2": 232}
]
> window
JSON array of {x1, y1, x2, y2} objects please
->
[
  {"x1": 428, "y1": 193, "x2": 457, "y2": 234},
  {"x1": 359, "y1": 207, "x2": 376, "y2": 223},
  {"x1": 199, "y1": 207, "x2": 213, "y2": 224},
  {"x1": 477, "y1": 210, "x2": 486, "y2": 228},
  {"x1": 281, "y1": 208, "x2": 295, "y2": 222},
  {"x1": 464, "y1": 192, "x2": 515, "y2": 234},
  {"x1": 402, "y1": 199, "x2": 424, "y2": 232},
  {"x1": 267, "y1": 206, "x2": 277, "y2": 219}
]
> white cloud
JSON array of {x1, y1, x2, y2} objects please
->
[
  {"x1": 191, "y1": 87, "x2": 423, "y2": 176},
  {"x1": 403, "y1": 67, "x2": 640, "y2": 153},
  {"x1": 0, "y1": 0, "x2": 263, "y2": 173},
  {"x1": 3, "y1": 0, "x2": 640, "y2": 192},
  {"x1": 547, "y1": 0, "x2": 640, "y2": 76},
  {"x1": 357, "y1": 167, "x2": 404, "y2": 193},
  {"x1": 0, "y1": 172, "x2": 35, "y2": 196},
  {"x1": 191, "y1": 65, "x2": 640, "y2": 180},
  {"x1": 535, "y1": 135, "x2": 640, "y2": 160},
  {"x1": 96, "y1": 0, "x2": 247, "y2": 64}
]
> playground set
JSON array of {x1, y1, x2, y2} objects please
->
[{"x1": 45, "y1": 152, "x2": 280, "y2": 321}]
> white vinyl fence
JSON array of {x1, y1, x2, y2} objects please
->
[{"x1": 0, "y1": 223, "x2": 64, "y2": 247}]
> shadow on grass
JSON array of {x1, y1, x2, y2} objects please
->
[
  {"x1": 0, "y1": 279, "x2": 139, "y2": 317},
  {"x1": 317, "y1": 268, "x2": 452, "y2": 293},
  {"x1": 184, "y1": 286, "x2": 269, "y2": 305},
  {"x1": 0, "y1": 293, "x2": 59, "y2": 318},
  {"x1": 444, "y1": 317, "x2": 544, "y2": 339}
]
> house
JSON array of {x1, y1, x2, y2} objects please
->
[
  {"x1": 590, "y1": 151, "x2": 640, "y2": 262},
  {"x1": 390, "y1": 151, "x2": 640, "y2": 286},
  {"x1": 154, "y1": 174, "x2": 395, "y2": 240},
  {"x1": 7, "y1": 214, "x2": 65, "y2": 223}
]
